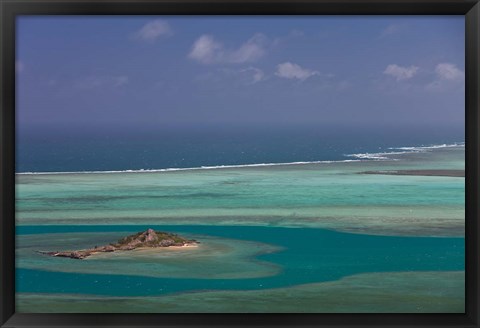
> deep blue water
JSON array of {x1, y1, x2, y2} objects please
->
[
  {"x1": 16, "y1": 225, "x2": 464, "y2": 297},
  {"x1": 16, "y1": 125, "x2": 464, "y2": 172}
]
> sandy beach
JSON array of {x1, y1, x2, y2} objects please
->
[{"x1": 81, "y1": 244, "x2": 199, "y2": 259}]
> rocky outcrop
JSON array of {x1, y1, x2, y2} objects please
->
[{"x1": 37, "y1": 229, "x2": 197, "y2": 260}]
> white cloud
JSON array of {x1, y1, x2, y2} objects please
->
[
  {"x1": 383, "y1": 64, "x2": 418, "y2": 81},
  {"x1": 188, "y1": 35, "x2": 224, "y2": 64},
  {"x1": 240, "y1": 67, "x2": 265, "y2": 84},
  {"x1": 75, "y1": 75, "x2": 129, "y2": 89},
  {"x1": 275, "y1": 62, "x2": 319, "y2": 81},
  {"x1": 426, "y1": 63, "x2": 464, "y2": 91},
  {"x1": 435, "y1": 63, "x2": 464, "y2": 81},
  {"x1": 134, "y1": 20, "x2": 172, "y2": 42},
  {"x1": 188, "y1": 33, "x2": 267, "y2": 65},
  {"x1": 228, "y1": 34, "x2": 267, "y2": 64},
  {"x1": 16, "y1": 60, "x2": 24, "y2": 73},
  {"x1": 251, "y1": 68, "x2": 265, "y2": 83}
]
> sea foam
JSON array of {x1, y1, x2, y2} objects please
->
[
  {"x1": 16, "y1": 142, "x2": 464, "y2": 175},
  {"x1": 16, "y1": 160, "x2": 362, "y2": 175},
  {"x1": 346, "y1": 142, "x2": 464, "y2": 161}
]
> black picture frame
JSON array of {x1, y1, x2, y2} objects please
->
[{"x1": 1, "y1": 0, "x2": 479, "y2": 327}]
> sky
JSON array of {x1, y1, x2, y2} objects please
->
[{"x1": 16, "y1": 16, "x2": 465, "y2": 131}]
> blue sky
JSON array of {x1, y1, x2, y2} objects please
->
[{"x1": 16, "y1": 16, "x2": 465, "y2": 130}]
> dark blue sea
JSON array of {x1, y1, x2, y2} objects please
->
[{"x1": 16, "y1": 124, "x2": 464, "y2": 173}]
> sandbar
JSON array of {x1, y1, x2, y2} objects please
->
[{"x1": 360, "y1": 169, "x2": 464, "y2": 177}]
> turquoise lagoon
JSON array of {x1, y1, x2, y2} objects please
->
[{"x1": 15, "y1": 145, "x2": 465, "y2": 312}]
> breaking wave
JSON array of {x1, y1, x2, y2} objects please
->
[
  {"x1": 17, "y1": 142, "x2": 464, "y2": 175},
  {"x1": 346, "y1": 142, "x2": 464, "y2": 160}
]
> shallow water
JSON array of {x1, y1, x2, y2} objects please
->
[
  {"x1": 16, "y1": 146, "x2": 465, "y2": 236},
  {"x1": 17, "y1": 229, "x2": 282, "y2": 280},
  {"x1": 17, "y1": 225, "x2": 464, "y2": 297},
  {"x1": 17, "y1": 271, "x2": 465, "y2": 313},
  {"x1": 15, "y1": 145, "x2": 465, "y2": 312}
]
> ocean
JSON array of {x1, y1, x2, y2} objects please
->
[
  {"x1": 15, "y1": 126, "x2": 465, "y2": 313},
  {"x1": 16, "y1": 125, "x2": 464, "y2": 172}
]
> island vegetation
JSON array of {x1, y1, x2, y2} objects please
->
[{"x1": 37, "y1": 229, "x2": 198, "y2": 259}]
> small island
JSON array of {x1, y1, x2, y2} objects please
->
[{"x1": 37, "y1": 229, "x2": 198, "y2": 260}]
